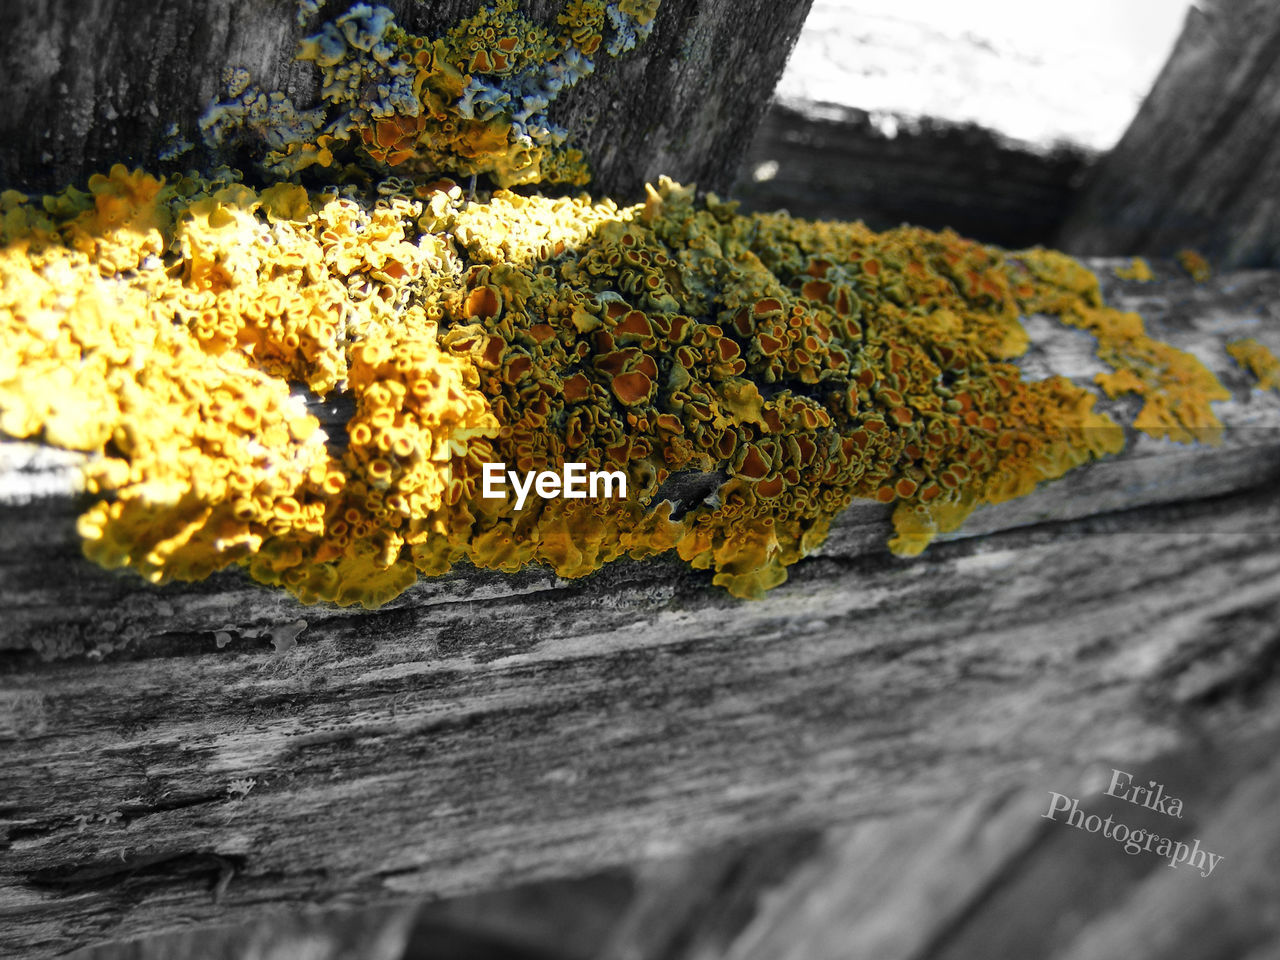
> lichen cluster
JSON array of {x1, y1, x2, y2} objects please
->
[
  {"x1": 0, "y1": 163, "x2": 1234, "y2": 606},
  {"x1": 1113, "y1": 257, "x2": 1153, "y2": 282},
  {"x1": 1177, "y1": 249, "x2": 1212, "y2": 283},
  {"x1": 1227, "y1": 338, "x2": 1280, "y2": 392},
  {"x1": 1018, "y1": 250, "x2": 1229, "y2": 444},
  {"x1": 202, "y1": 0, "x2": 660, "y2": 187}
]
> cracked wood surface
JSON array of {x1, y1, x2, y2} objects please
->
[{"x1": 1, "y1": 263, "x2": 1279, "y2": 957}]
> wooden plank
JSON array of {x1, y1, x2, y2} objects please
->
[
  {"x1": 3, "y1": 264, "x2": 1279, "y2": 651},
  {"x1": 732, "y1": 101, "x2": 1090, "y2": 249},
  {"x1": 6, "y1": 487, "x2": 1280, "y2": 956},
  {"x1": 2, "y1": 264, "x2": 1279, "y2": 955}
]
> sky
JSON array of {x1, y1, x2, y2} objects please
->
[{"x1": 774, "y1": 0, "x2": 1196, "y2": 150}]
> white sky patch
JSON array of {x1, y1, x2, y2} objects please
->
[
  {"x1": 776, "y1": 0, "x2": 1194, "y2": 151},
  {"x1": 752, "y1": 159, "x2": 780, "y2": 182}
]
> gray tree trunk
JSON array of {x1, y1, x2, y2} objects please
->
[
  {"x1": 1057, "y1": 0, "x2": 1280, "y2": 268},
  {"x1": 0, "y1": 0, "x2": 813, "y2": 199}
]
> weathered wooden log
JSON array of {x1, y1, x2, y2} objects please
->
[
  {"x1": 731, "y1": 102, "x2": 1091, "y2": 249},
  {"x1": 0, "y1": 0, "x2": 812, "y2": 200},
  {"x1": 1057, "y1": 0, "x2": 1280, "y2": 268},
  {"x1": 3, "y1": 262, "x2": 1279, "y2": 956}
]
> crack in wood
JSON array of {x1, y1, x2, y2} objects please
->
[{"x1": 27, "y1": 851, "x2": 244, "y2": 895}]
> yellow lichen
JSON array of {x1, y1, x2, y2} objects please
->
[
  {"x1": 1016, "y1": 249, "x2": 1229, "y2": 444},
  {"x1": 1227, "y1": 338, "x2": 1280, "y2": 392},
  {"x1": 0, "y1": 168, "x2": 1231, "y2": 606},
  {"x1": 1113, "y1": 257, "x2": 1153, "y2": 282}
]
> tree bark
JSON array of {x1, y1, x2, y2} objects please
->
[
  {"x1": 1057, "y1": 0, "x2": 1280, "y2": 268},
  {"x1": 3, "y1": 263, "x2": 1279, "y2": 957},
  {"x1": 0, "y1": 0, "x2": 813, "y2": 200}
]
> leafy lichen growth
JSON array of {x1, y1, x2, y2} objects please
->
[
  {"x1": 1113, "y1": 257, "x2": 1153, "y2": 282},
  {"x1": 1227, "y1": 338, "x2": 1280, "y2": 392},
  {"x1": 1017, "y1": 249, "x2": 1230, "y2": 444},
  {"x1": 1177, "y1": 248, "x2": 1212, "y2": 283},
  {"x1": 205, "y1": 1, "x2": 661, "y2": 187},
  {"x1": 0, "y1": 165, "x2": 1232, "y2": 606}
]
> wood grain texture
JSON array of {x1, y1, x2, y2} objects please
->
[
  {"x1": 65, "y1": 903, "x2": 419, "y2": 960},
  {"x1": 732, "y1": 102, "x2": 1091, "y2": 249},
  {"x1": 691, "y1": 732, "x2": 1280, "y2": 960},
  {"x1": 1057, "y1": 0, "x2": 1280, "y2": 268},
  {"x1": 1, "y1": 264, "x2": 1279, "y2": 957},
  {"x1": 0, "y1": 0, "x2": 813, "y2": 200}
]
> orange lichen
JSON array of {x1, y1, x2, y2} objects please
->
[
  {"x1": 1177, "y1": 249, "x2": 1212, "y2": 283},
  {"x1": 1227, "y1": 338, "x2": 1280, "y2": 392},
  {"x1": 208, "y1": 1, "x2": 663, "y2": 188},
  {"x1": 1, "y1": 170, "x2": 1230, "y2": 606}
]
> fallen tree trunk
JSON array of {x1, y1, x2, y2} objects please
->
[
  {"x1": 3, "y1": 262, "x2": 1279, "y2": 957},
  {"x1": 731, "y1": 101, "x2": 1091, "y2": 249}
]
